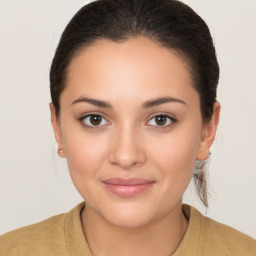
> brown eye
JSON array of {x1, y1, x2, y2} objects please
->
[
  {"x1": 155, "y1": 115, "x2": 168, "y2": 126},
  {"x1": 90, "y1": 115, "x2": 102, "y2": 125},
  {"x1": 81, "y1": 114, "x2": 108, "y2": 127},
  {"x1": 147, "y1": 114, "x2": 176, "y2": 128}
]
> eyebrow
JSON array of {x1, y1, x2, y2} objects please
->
[
  {"x1": 72, "y1": 97, "x2": 111, "y2": 108},
  {"x1": 71, "y1": 96, "x2": 187, "y2": 108},
  {"x1": 143, "y1": 97, "x2": 187, "y2": 108}
]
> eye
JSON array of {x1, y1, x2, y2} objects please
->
[
  {"x1": 80, "y1": 114, "x2": 108, "y2": 128},
  {"x1": 147, "y1": 114, "x2": 176, "y2": 127}
]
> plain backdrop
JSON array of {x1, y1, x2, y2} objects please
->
[{"x1": 0, "y1": 0, "x2": 255, "y2": 238}]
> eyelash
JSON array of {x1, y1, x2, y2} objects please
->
[{"x1": 79, "y1": 113, "x2": 177, "y2": 130}]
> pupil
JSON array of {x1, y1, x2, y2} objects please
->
[
  {"x1": 156, "y1": 115, "x2": 166, "y2": 126},
  {"x1": 90, "y1": 115, "x2": 102, "y2": 125}
]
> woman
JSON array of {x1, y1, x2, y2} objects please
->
[{"x1": 0, "y1": 0, "x2": 255, "y2": 255}]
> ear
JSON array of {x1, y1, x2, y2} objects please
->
[
  {"x1": 49, "y1": 103, "x2": 66, "y2": 158},
  {"x1": 197, "y1": 101, "x2": 221, "y2": 160}
]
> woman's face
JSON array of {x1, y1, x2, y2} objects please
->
[{"x1": 50, "y1": 37, "x2": 219, "y2": 228}]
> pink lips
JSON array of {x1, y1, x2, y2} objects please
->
[{"x1": 102, "y1": 177, "x2": 155, "y2": 197}]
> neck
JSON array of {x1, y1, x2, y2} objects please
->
[{"x1": 81, "y1": 201, "x2": 189, "y2": 256}]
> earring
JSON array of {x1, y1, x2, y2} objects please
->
[
  {"x1": 194, "y1": 150, "x2": 211, "y2": 175},
  {"x1": 58, "y1": 148, "x2": 64, "y2": 154}
]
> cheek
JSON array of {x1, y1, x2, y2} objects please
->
[
  {"x1": 148, "y1": 124, "x2": 202, "y2": 183},
  {"x1": 62, "y1": 130, "x2": 111, "y2": 203},
  {"x1": 62, "y1": 128, "x2": 108, "y2": 181}
]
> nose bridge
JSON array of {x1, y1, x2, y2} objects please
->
[{"x1": 109, "y1": 121, "x2": 146, "y2": 168}]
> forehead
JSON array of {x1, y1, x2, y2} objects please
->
[{"x1": 63, "y1": 36, "x2": 198, "y2": 105}]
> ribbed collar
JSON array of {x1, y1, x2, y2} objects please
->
[
  {"x1": 65, "y1": 202, "x2": 92, "y2": 256},
  {"x1": 173, "y1": 204, "x2": 201, "y2": 255},
  {"x1": 64, "y1": 202, "x2": 201, "y2": 256}
]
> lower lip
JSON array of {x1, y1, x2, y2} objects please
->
[{"x1": 103, "y1": 182, "x2": 155, "y2": 197}]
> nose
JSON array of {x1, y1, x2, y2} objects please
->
[{"x1": 109, "y1": 124, "x2": 146, "y2": 169}]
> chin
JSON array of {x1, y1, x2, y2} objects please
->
[
  {"x1": 99, "y1": 203, "x2": 158, "y2": 229},
  {"x1": 106, "y1": 214, "x2": 152, "y2": 229}
]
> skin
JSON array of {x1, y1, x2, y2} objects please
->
[{"x1": 50, "y1": 36, "x2": 220, "y2": 256}]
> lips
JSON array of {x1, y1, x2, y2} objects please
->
[{"x1": 101, "y1": 177, "x2": 155, "y2": 197}]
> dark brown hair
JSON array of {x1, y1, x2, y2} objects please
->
[{"x1": 50, "y1": 0, "x2": 219, "y2": 208}]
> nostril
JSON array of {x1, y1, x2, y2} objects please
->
[
  {"x1": 109, "y1": 155, "x2": 144, "y2": 169},
  {"x1": 131, "y1": 161, "x2": 140, "y2": 167}
]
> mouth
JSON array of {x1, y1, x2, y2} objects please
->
[{"x1": 101, "y1": 177, "x2": 155, "y2": 197}]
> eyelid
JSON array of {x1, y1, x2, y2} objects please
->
[
  {"x1": 79, "y1": 112, "x2": 110, "y2": 129},
  {"x1": 145, "y1": 113, "x2": 177, "y2": 129}
]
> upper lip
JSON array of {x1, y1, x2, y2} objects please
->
[{"x1": 102, "y1": 177, "x2": 155, "y2": 185}]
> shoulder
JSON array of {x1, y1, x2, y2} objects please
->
[
  {"x1": 0, "y1": 202, "x2": 90, "y2": 256},
  {"x1": 193, "y1": 206, "x2": 256, "y2": 255},
  {"x1": 0, "y1": 202, "x2": 86, "y2": 256},
  {"x1": 0, "y1": 212, "x2": 67, "y2": 256}
]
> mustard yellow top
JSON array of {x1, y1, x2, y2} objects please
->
[{"x1": 0, "y1": 202, "x2": 255, "y2": 256}]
